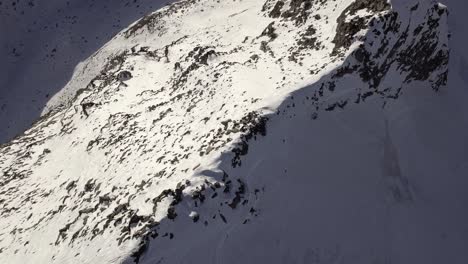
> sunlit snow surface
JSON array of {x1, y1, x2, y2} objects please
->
[{"x1": 1, "y1": 0, "x2": 468, "y2": 263}]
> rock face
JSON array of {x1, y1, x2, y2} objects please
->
[
  {"x1": 1, "y1": 0, "x2": 467, "y2": 264},
  {"x1": 332, "y1": 0, "x2": 392, "y2": 54}
]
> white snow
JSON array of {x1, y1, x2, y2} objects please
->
[{"x1": 0, "y1": 0, "x2": 467, "y2": 263}]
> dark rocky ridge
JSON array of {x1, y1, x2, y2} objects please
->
[{"x1": 332, "y1": 0, "x2": 391, "y2": 55}]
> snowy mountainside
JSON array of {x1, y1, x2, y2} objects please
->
[
  {"x1": 1, "y1": 0, "x2": 468, "y2": 263},
  {"x1": 0, "y1": 0, "x2": 176, "y2": 143}
]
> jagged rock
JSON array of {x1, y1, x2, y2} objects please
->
[
  {"x1": 189, "y1": 211, "x2": 199, "y2": 222},
  {"x1": 117, "y1": 70, "x2": 133, "y2": 82}
]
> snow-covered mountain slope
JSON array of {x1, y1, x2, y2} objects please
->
[
  {"x1": 1, "y1": 0, "x2": 468, "y2": 263},
  {"x1": 0, "y1": 0, "x2": 175, "y2": 143}
]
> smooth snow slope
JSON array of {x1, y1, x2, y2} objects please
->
[
  {"x1": 1, "y1": 0, "x2": 467, "y2": 263},
  {"x1": 0, "y1": 0, "x2": 175, "y2": 143}
]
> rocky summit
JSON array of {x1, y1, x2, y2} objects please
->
[{"x1": 1, "y1": 0, "x2": 468, "y2": 263}]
